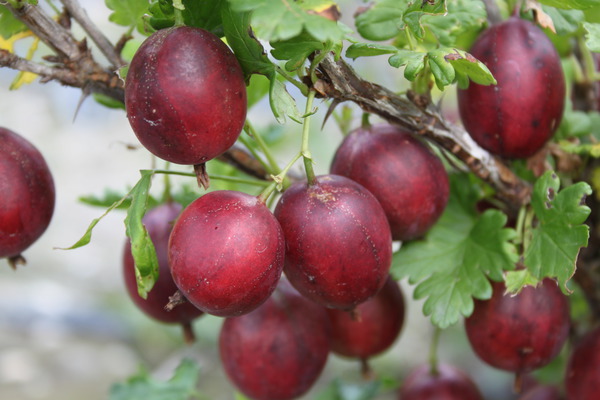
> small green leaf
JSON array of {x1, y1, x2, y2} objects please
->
[
  {"x1": 402, "y1": 0, "x2": 447, "y2": 39},
  {"x1": 182, "y1": 0, "x2": 224, "y2": 34},
  {"x1": 124, "y1": 170, "x2": 159, "y2": 299},
  {"x1": 524, "y1": 171, "x2": 592, "y2": 292},
  {"x1": 392, "y1": 173, "x2": 518, "y2": 328},
  {"x1": 269, "y1": 77, "x2": 302, "y2": 124},
  {"x1": 539, "y1": 0, "x2": 599, "y2": 10},
  {"x1": 443, "y1": 48, "x2": 496, "y2": 88},
  {"x1": 228, "y1": 0, "x2": 344, "y2": 42},
  {"x1": 221, "y1": 3, "x2": 275, "y2": 77},
  {"x1": 345, "y1": 43, "x2": 398, "y2": 59},
  {"x1": 504, "y1": 269, "x2": 540, "y2": 294},
  {"x1": 421, "y1": 0, "x2": 487, "y2": 47},
  {"x1": 271, "y1": 32, "x2": 327, "y2": 71},
  {"x1": 0, "y1": 5, "x2": 27, "y2": 39},
  {"x1": 584, "y1": 22, "x2": 600, "y2": 51},
  {"x1": 428, "y1": 49, "x2": 456, "y2": 89},
  {"x1": 105, "y1": 0, "x2": 148, "y2": 33},
  {"x1": 388, "y1": 50, "x2": 426, "y2": 81},
  {"x1": 542, "y1": 6, "x2": 585, "y2": 35},
  {"x1": 59, "y1": 194, "x2": 129, "y2": 250},
  {"x1": 109, "y1": 358, "x2": 202, "y2": 400},
  {"x1": 355, "y1": 0, "x2": 405, "y2": 41}
]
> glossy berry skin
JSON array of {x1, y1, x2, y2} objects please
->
[
  {"x1": 123, "y1": 203, "x2": 203, "y2": 325},
  {"x1": 330, "y1": 124, "x2": 449, "y2": 241},
  {"x1": 326, "y1": 277, "x2": 405, "y2": 359},
  {"x1": 399, "y1": 363, "x2": 484, "y2": 400},
  {"x1": 0, "y1": 127, "x2": 55, "y2": 261},
  {"x1": 219, "y1": 280, "x2": 331, "y2": 400},
  {"x1": 169, "y1": 190, "x2": 284, "y2": 317},
  {"x1": 274, "y1": 174, "x2": 392, "y2": 310},
  {"x1": 565, "y1": 326, "x2": 600, "y2": 400},
  {"x1": 125, "y1": 26, "x2": 247, "y2": 165},
  {"x1": 457, "y1": 17, "x2": 565, "y2": 159},
  {"x1": 465, "y1": 279, "x2": 570, "y2": 373}
]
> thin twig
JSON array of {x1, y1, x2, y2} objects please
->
[{"x1": 59, "y1": 0, "x2": 124, "y2": 68}]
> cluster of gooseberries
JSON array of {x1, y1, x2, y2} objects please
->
[{"x1": 1, "y1": 8, "x2": 596, "y2": 400}]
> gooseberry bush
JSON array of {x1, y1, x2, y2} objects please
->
[{"x1": 2, "y1": 0, "x2": 600, "y2": 399}]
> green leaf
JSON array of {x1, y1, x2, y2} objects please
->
[
  {"x1": 428, "y1": 49, "x2": 456, "y2": 89},
  {"x1": 524, "y1": 171, "x2": 592, "y2": 292},
  {"x1": 221, "y1": 3, "x2": 275, "y2": 77},
  {"x1": 182, "y1": 0, "x2": 224, "y2": 34},
  {"x1": 542, "y1": 6, "x2": 585, "y2": 35},
  {"x1": 271, "y1": 32, "x2": 329, "y2": 71},
  {"x1": 355, "y1": 0, "x2": 446, "y2": 41},
  {"x1": 443, "y1": 48, "x2": 496, "y2": 89},
  {"x1": 228, "y1": 0, "x2": 344, "y2": 42},
  {"x1": 0, "y1": 5, "x2": 27, "y2": 39},
  {"x1": 109, "y1": 359, "x2": 201, "y2": 400},
  {"x1": 584, "y1": 22, "x2": 600, "y2": 51},
  {"x1": 402, "y1": 0, "x2": 447, "y2": 39},
  {"x1": 539, "y1": 0, "x2": 599, "y2": 10},
  {"x1": 105, "y1": 0, "x2": 148, "y2": 33},
  {"x1": 421, "y1": 0, "x2": 487, "y2": 47},
  {"x1": 246, "y1": 74, "x2": 271, "y2": 109},
  {"x1": 388, "y1": 50, "x2": 426, "y2": 81},
  {"x1": 269, "y1": 77, "x2": 302, "y2": 124},
  {"x1": 392, "y1": 173, "x2": 518, "y2": 328},
  {"x1": 124, "y1": 170, "x2": 159, "y2": 299},
  {"x1": 504, "y1": 269, "x2": 540, "y2": 294},
  {"x1": 345, "y1": 43, "x2": 398, "y2": 59}
]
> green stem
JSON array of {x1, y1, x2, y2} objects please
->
[
  {"x1": 257, "y1": 181, "x2": 278, "y2": 204},
  {"x1": 237, "y1": 134, "x2": 272, "y2": 174},
  {"x1": 514, "y1": 205, "x2": 527, "y2": 248},
  {"x1": 302, "y1": 89, "x2": 318, "y2": 185},
  {"x1": 361, "y1": 112, "x2": 371, "y2": 129},
  {"x1": 173, "y1": 0, "x2": 185, "y2": 27},
  {"x1": 522, "y1": 208, "x2": 535, "y2": 255},
  {"x1": 152, "y1": 169, "x2": 271, "y2": 187},
  {"x1": 161, "y1": 162, "x2": 173, "y2": 203},
  {"x1": 578, "y1": 35, "x2": 597, "y2": 84},
  {"x1": 428, "y1": 326, "x2": 442, "y2": 376},
  {"x1": 244, "y1": 121, "x2": 281, "y2": 174},
  {"x1": 275, "y1": 65, "x2": 309, "y2": 96}
]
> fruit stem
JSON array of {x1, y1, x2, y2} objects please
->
[
  {"x1": 428, "y1": 326, "x2": 442, "y2": 376},
  {"x1": 275, "y1": 65, "x2": 309, "y2": 96},
  {"x1": 161, "y1": 162, "x2": 174, "y2": 203},
  {"x1": 257, "y1": 181, "x2": 278, "y2": 204},
  {"x1": 361, "y1": 112, "x2": 370, "y2": 129},
  {"x1": 243, "y1": 120, "x2": 281, "y2": 175},
  {"x1": 153, "y1": 169, "x2": 272, "y2": 187},
  {"x1": 181, "y1": 321, "x2": 196, "y2": 345},
  {"x1": 578, "y1": 35, "x2": 597, "y2": 85},
  {"x1": 173, "y1": 1, "x2": 185, "y2": 26},
  {"x1": 360, "y1": 358, "x2": 374, "y2": 380},
  {"x1": 302, "y1": 89, "x2": 318, "y2": 185}
]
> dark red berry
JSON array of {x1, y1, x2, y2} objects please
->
[
  {"x1": 274, "y1": 174, "x2": 392, "y2": 310},
  {"x1": 125, "y1": 26, "x2": 247, "y2": 165},
  {"x1": 399, "y1": 363, "x2": 484, "y2": 400},
  {"x1": 565, "y1": 326, "x2": 600, "y2": 400},
  {"x1": 123, "y1": 203, "x2": 203, "y2": 327},
  {"x1": 0, "y1": 127, "x2": 55, "y2": 266},
  {"x1": 168, "y1": 190, "x2": 284, "y2": 317},
  {"x1": 330, "y1": 124, "x2": 449, "y2": 241},
  {"x1": 326, "y1": 277, "x2": 405, "y2": 360},
  {"x1": 219, "y1": 279, "x2": 331, "y2": 400},
  {"x1": 457, "y1": 17, "x2": 565, "y2": 159},
  {"x1": 465, "y1": 279, "x2": 570, "y2": 373}
]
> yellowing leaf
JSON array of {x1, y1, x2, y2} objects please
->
[
  {"x1": 0, "y1": 30, "x2": 32, "y2": 52},
  {"x1": 9, "y1": 36, "x2": 39, "y2": 90}
]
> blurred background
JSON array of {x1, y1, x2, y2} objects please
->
[{"x1": 0, "y1": 1, "x2": 539, "y2": 399}]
